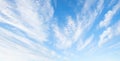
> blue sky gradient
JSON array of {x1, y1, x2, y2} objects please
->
[{"x1": 0, "y1": 0, "x2": 120, "y2": 61}]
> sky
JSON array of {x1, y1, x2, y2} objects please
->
[{"x1": 0, "y1": 0, "x2": 120, "y2": 61}]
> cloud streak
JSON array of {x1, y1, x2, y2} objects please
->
[
  {"x1": 52, "y1": 0, "x2": 104, "y2": 51},
  {"x1": 98, "y1": 21, "x2": 120, "y2": 47},
  {"x1": 0, "y1": 0, "x2": 120, "y2": 61},
  {"x1": 50, "y1": 1, "x2": 106, "y2": 55},
  {"x1": 99, "y1": 0, "x2": 120, "y2": 28},
  {"x1": 77, "y1": 35, "x2": 94, "y2": 51},
  {"x1": 0, "y1": 0, "x2": 60, "y2": 61}
]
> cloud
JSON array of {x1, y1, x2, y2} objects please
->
[
  {"x1": 53, "y1": 23, "x2": 73, "y2": 49},
  {"x1": 98, "y1": 27, "x2": 113, "y2": 47},
  {"x1": 53, "y1": 0, "x2": 104, "y2": 50},
  {"x1": 77, "y1": 35, "x2": 94, "y2": 51},
  {"x1": 64, "y1": 16, "x2": 76, "y2": 36},
  {"x1": 73, "y1": 0, "x2": 104, "y2": 42},
  {"x1": 0, "y1": 0, "x2": 119, "y2": 61},
  {"x1": 0, "y1": 0, "x2": 54, "y2": 42},
  {"x1": 0, "y1": 0, "x2": 61, "y2": 61},
  {"x1": 0, "y1": 45, "x2": 58, "y2": 61},
  {"x1": 108, "y1": 0, "x2": 118, "y2": 8},
  {"x1": 99, "y1": 0, "x2": 120, "y2": 28},
  {"x1": 98, "y1": 20, "x2": 120, "y2": 47},
  {"x1": 0, "y1": 27, "x2": 60, "y2": 61}
]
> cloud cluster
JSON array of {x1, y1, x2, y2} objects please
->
[
  {"x1": 99, "y1": 0, "x2": 120, "y2": 28},
  {"x1": 98, "y1": 21, "x2": 120, "y2": 47},
  {"x1": 53, "y1": 0, "x2": 104, "y2": 51},
  {"x1": 0, "y1": 0, "x2": 120, "y2": 61},
  {"x1": 0, "y1": 0, "x2": 60, "y2": 61}
]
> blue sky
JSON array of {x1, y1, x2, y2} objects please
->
[{"x1": 0, "y1": 0, "x2": 120, "y2": 61}]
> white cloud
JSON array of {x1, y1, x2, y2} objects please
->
[
  {"x1": 53, "y1": 24, "x2": 72, "y2": 49},
  {"x1": 0, "y1": 0, "x2": 61, "y2": 61},
  {"x1": 77, "y1": 35, "x2": 94, "y2": 51},
  {"x1": 0, "y1": 45, "x2": 58, "y2": 61},
  {"x1": 64, "y1": 16, "x2": 76, "y2": 37},
  {"x1": 81, "y1": 0, "x2": 95, "y2": 12},
  {"x1": 0, "y1": 0, "x2": 54, "y2": 42},
  {"x1": 108, "y1": 0, "x2": 118, "y2": 8},
  {"x1": 96, "y1": 0, "x2": 104, "y2": 12},
  {"x1": 73, "y1": 0, "x2": 104, "y2": 42},
  {"x1": 0, "y1": 27, "x2": 60, "y2": 61},
  {"x1": 98, "y1": 20, "x2": 120, "y2": 47},
  {"x1": 0, "y1": 0, "x2": 9, "y2": 11},
  {"x1": 98, "y1": 27, "x2": 113, "y2": 47},
  {"x1": 99, "y1": 0, "x2": 120, "y2": 28},
  {"x1": 53, "y1": 0, "x2": 104, "y2": 50},
  {"x1": 2, "y1": 0, "x2": 120, "y2": 60}
]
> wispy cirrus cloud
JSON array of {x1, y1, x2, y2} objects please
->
[
  {"x1": 73, "y1": 0, "x2": 104, "y2": 42},
  {"x1": 77, "y1": 35, "x2": 94, "y2": 51},
  {"x1": 0, "y1": 0, "x2": 60, "y2": 61},
  {"x1": 98, "y1": 20, "x2": 120, "y2": 47},
  {"x1": 0, "y1": 0, "x2": 120, "y2": 61},
  {"x1": 53, "y1": 0, "x2": 104, "y2": 51},
  {"x1": 98, "y1": 27, "x2": 113, "y2": 47},
  {"x1": 52, "y1": 16, "x2": 76, "y2": 49},
  {"x1": 0, "y1": 0, "x2": 54, "y2": 42},
  {"x1": 99, "y1": 0, "x2": 120, "y2": 28}
]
